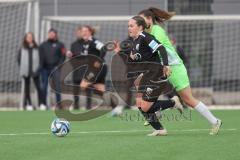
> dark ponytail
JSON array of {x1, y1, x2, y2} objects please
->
[
  {"x1": 138, "y1": 7, "x2": 175, "y2": 24},
  {"x1": 131, "y1": 16, "x2": 147, "y2": 30}
]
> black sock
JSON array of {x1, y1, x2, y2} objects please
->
[
  {"x1": 148, "y1": 100, "x2": 175, "y2": 113},
  {"x1": 139, "y1": 107, "x2": 164, "y2": 130}
]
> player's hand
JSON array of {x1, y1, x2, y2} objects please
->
[
  {"x1": 163, "y1": 66, "x2": 171, "y2": 77},
  {"x1": 113, "y1": 41, "x2": 121, "y2": 53},
  {"x1": 80, "y1": 79, "x2": 90, "y2": 89},
  {"x1": 66, "y1": 50, "x2": 73, "y2": 57}
]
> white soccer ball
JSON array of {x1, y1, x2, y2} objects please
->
[{"x1": 51, "y1": 118, "x2": 70, "y2": 137}]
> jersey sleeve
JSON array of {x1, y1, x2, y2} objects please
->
[
  {"x1": 143, "y1": 33, "x2": 168, "y2": 65},
  {"x1": 144, "y1": 33, "x2": 162, "y2": 53},
  {"x1": 94, "y1": 39, "x2": 106, "y2": 59},
  {"x1": 94, "y1": 39, "x2": 104, "y2": 51},
  {"x1": 60, "y1": 42, "x2": 66, "y2": 55},
  {"x1": 59, "y1": 42, "x2": 66, "y2": 63}
]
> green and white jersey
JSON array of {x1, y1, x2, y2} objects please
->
[{"x1": 150, "y1": 25, "x2": 182, "y2": 65}]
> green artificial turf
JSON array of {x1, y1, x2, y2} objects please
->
[{"x1": 0, "y1": 109, "x2": 239, "y2": 160}]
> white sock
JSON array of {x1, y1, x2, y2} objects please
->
[{"x1": 195, "y1": 102, "x2": 218, "y2": 125}]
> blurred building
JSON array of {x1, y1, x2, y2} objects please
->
[{"x1": 39, "y1": 0, "x2": 240, "y2": 17}]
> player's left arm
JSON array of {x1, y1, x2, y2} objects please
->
[
  {"x1": 145, "y1": 34, "x2": 170, "y2": 77},
  {"x1": 94, "y1": 39, "x2": 106, "y2": 59},
  {"x1": 145, "y1": 34, "x2": 168, "y2": 66}
]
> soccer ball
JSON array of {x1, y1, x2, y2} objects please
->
[{"x1": 51, "y1": 118, "x2": 70, "y2": 137}]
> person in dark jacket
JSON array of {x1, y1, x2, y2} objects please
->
[
  {"x1": 39, "y1": 28, "x2": 66, "y2": 109},
  {"x1": 18, "y1": 32, "x2": 44, "y2": 111}
]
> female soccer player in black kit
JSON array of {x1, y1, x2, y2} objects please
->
[
  {"x1": 123, "y1": 16, "x2": 176, "y2": 136},
  {"x1": 67, "y1": 25, "x2": 118, "y2": 110},
  {"x1": 76, "y1": 26, "x2": 107, "y2": 95}
]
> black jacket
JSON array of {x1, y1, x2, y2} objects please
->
[{"x1": 39, "y1": 39, "x2": 66, "y2": 70}]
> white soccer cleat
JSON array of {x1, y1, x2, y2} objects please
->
[
  {"x1": 111, "y1": 105, "x2": 123, "y2": 117},
  {"x1": 39, "y1": 104, "x2": 47, "y2": 111},
  {"x1": 144, "y1": 121, "x2": 150, "y2": 126},
  {"x1": 171, "y1": 96, "x2": 184, "y2": 114},
  {"x1": 147, "y1": 129, "x2": 168, "y2": 136},
  {"x1": 209, "y1": 119, "x2": 222, "y2": 135},
  {"x1": 26, "y1": 105, "x2": 33, "y2": 111}
]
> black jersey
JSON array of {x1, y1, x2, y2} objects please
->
[
  {"x1": 131, "y1": 31, "x2": 168, "y2": 65},
  {"x1": 71, "y1": 37, "x2": 106, "y2": 61}
]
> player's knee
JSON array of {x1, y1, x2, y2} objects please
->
[
  {"x1": 139, "y1": 100, "x2": 152, "y2": 112},
  {"x1": 140, "y1": 106, "x2": 149, "y2": 112}
]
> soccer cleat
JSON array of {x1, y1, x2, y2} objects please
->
[
  {"x1": 26, "y1": 105, "x2": 33, "y2": 111},
  {"x1": 209, "y1": 119, "x2": 222, "y2": 135},
  {"x1": 144, "y1": 121, "x2": 150, "y2": 126},
  {"x1": 171, "y1": 96, "x2": 184, "y2": 114},
  {"x1": 110, "y1": 105, "x2": 123, "y2": 117},
  {"x1": 39, "y1": 104, "x2": 47, "y2": 111},
  {"x1": 147, "y1": 129, "x2": 168, "y2": 136}
]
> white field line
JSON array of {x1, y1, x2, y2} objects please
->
[
  {"x1": 1, "y1": 105, "x2": 240, "y2": 111},
  {"x1": 0, "y1": 128, "x2": 237, "y2": 136}
]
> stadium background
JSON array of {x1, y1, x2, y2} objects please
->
[{"x1": 0, "y1": 0, "x2": 240, "y2": 108}]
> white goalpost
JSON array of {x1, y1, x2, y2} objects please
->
[
  {"x1": 41, "y1": 15, "x2": 240, "y2": 107},
  {"x1": 0, "y1": 0, "x2": 39, "y2": 109}
]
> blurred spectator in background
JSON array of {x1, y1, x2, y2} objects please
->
[
  {"x1": 39, "y1": 28, "x2": 66, "y2": 109},
  {"x1": 18, "y1": 32, "x2": 44, "y2": 111}
]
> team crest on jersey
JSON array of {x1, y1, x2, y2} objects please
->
[{"x1": 146, "y1": 87, "x2": 153, "y2": 95}]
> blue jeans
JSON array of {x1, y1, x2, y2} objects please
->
[{"x1": 41, "y1": 68, "x2": 61, "y2": 106}]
